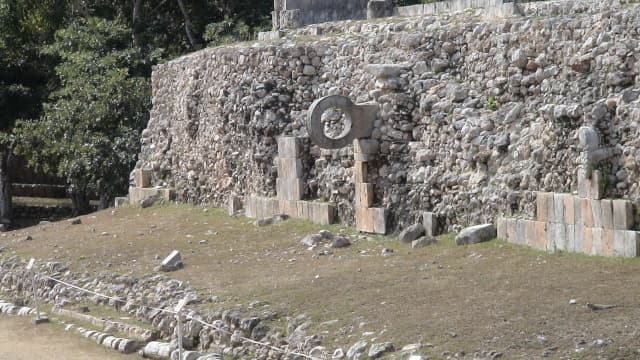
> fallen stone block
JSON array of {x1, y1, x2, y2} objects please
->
[
  {"x1": 455, "y1": 224, "x2": 496, "y2": 245},
  {"x1": 156, "y1": 250, "x2": 183, "y2": 272},
  {"x1": 411, "y1": 236, "x2": 436, "y2": 249},
  {"x1": 399, "y1": 223, "x2": 425, "y2": 244}
]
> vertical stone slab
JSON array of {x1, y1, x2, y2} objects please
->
[
  {"x1": 355, "y1": 183, "x2": 374, "y2": 208},
  {"x1": 582, "y1": 227, "x2": 593, "y2": 256},
  {"x1": 624, "y1": 231, "x2": 639, "y2": 257},
  {"x1": 245, "y1": 196, "x2": 256, "y2": 218},
  {"x1": 613, "y1": 230, "x2": 626, "y2": 257},
  {"x1": 574, "y1": 225, "x2": 584, "y2": 255},
  {"x1": 133, "y1": 169, "x2": 152, "y2": 188},
  {"x1": 574, "y1": 196, "x2": 583, "y2": 226},
  {"x1": 277, "y1": 137, "x2": 301, "y2": 159},
  {"x1": 601, "y1": 229, "x2": 614, "y2": 257},
  {"x1": 553, "y1": 193, "x2": 565, "y2": 224},
  {"x1": 506, "y1": 219, "x2": 517, "y2": 244},
  {"x1": 590, "y1": 170, "x2": 604, "y2": 199},
  {"x1": 276, "y1": 178, "x2": 304, "y2": 201},
  {"x1": 563, "y1": 194, "x2": 575, "y2": 225},
  {"x1": 565, "y1": 224, "x2": 575, "y2": 252},
  {"x1": 580, "y1": 199, "x2": 594, "y2": 228},
  {"x1": 497, "y1": 217, "x2": 507, "y2": 240},
  {"x1": 310, "y1": 202, "x2": 336, "y2": 225},
  {"x1": 353, "y1": 161, "x2": 368, "y2": 184},
  {"x1": 279, "y1": 200, "x2": 298, "y2": 218},
  {"x1": 297, "y1": 200, "x2": 310, "y2": 219},
  {"x1": 353, "y1": 139, "x2": 379, "y2": 154},
  {"x1": 591, "y1": 228, "x2": 603, "y2": 256},
  {"x1": 590, "y1": 200, "x2": 602, "y2": 228},
  {"x1": 546, "y1": 223, "x2": 562, "y2": 252},
  {"x1": 424, "y1": 212, "x2": 441, "y2": 237},
  {"x1": 577, "y1": 168, "x2": 588, "y2": 198},
  {"x1": 532, "y1": 221, "x2": 547, "y2": 251},
  {"x1": 228, "y1": 194, "x2": 242, "y2": 216},
  {"x1": 525, "y1": 220, "x2": 536, "y2": 247},
  {"x1": 516, "y1": 219, "x2": 526, "y2": 245},
  {"x1": 536, "y1": 192, "x2": 551, "y2": 222},
  {"x1": 600, "y1": 199, "x2": 613, "y2": 230},
  {"x1": 612, "y1": 200, "x2": 633, "y2": 230},
  {"x1": 277, "y1": 158, "x2": 304, "y2": 179},
  {"x1": 355, "y1": 207, "x2": 373, "y2": 233},
  {"x1": 370, "y1": 207, "x2": 388, "y2": 235}
]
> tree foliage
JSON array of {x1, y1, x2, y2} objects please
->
[{"x1": 15, "y1": 18, "x2": 151, "y2": 212}]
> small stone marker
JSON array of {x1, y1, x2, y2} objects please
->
[{"x1": 156, "y1": 250, "x2": 183, "y2": 272}]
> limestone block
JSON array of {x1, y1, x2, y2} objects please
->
[
  {"x1": 245, "y1": 196, "x2": 256, "y2": 218},
  {"x1": 114, "y1": 197, "x2": 128, "y2": 207},
  {"x1": 565, "y1": 224, "x2": 575, "y2": 252},
  {"x1": 547, "y1": 223, "x2": 564, "y2": 253},
  {"x1": 309, "y1": 202, "x2": 336, "y2": 225},
  {"x1": 277, "y1": 158, "x2": 304, "y2": 179},
  {"x1": 613, "y1": 230, "x2": 626, "y2": 257},
  {"x1": 582, "y1": 227, "x2": 593, "y2": 256},
  {"x1": 355, "y1": 183, "x2": 374, "y2": 207},
  {"x1": 532, "y1": 221, "x2": 547, "y2": 251},
  {"x1": 276, "y1": 178, "x2": 304, "y2": 201},
  {"x1": 563, "y1": 194, "x2": 575, "y2": 225},
  {"x1": 497, "y1": 218, "x2": 507, "y2": 240},
  {"x1": 590, "y1": 170, "x2": 604, "y2": 199},
  {"x1": 612, "y1": 199, "x2": 633, "y2": 230},
  {"x1": 525, "y1": 220, "x2": 536, "y2": 247},
  {"x1": 354, "y1": 153, "x2": 375, "y2": 162},
  {"x1": 279, "y1": 200, "x2": 298, "y2": 218},
  {"x1": 354, "y1": 161, "x2": 368, "y2": 183},
  {"x1": 574, "y1": 225, "x2": 584, "y2": 255},
  {"x1": 423, "y1": 212, "x2": 442, "y2": 237},
  {"x1": 590, "y1": 200, "x2": 602, "y2": 228},
  {"x1": 515, "y1": 219, "x2": 526, "y2": 245},
  {"x1": 129, "y1": 187, "x2": 174, "y2": 204},
  {"x1": 580, "y1": 199, "x2": 594, "y2": 227},
  {"x1": 227, "y1": 194, "x2": 242, "y2": 216},
  {"x1": 536, "y1": 192, "x2": 552, "y2": 222},
  {"x1": 255, "y1": 196, "x2": 279, "y2": 219},
  {"x1": 506, "y1": 219, "x2": 517, "y2": 244},
  {"x1": 624, "y1": 231, "x2": 640, "y2": 257},
  {"x1": 277, "y1": 137, "x2": 301, "y2": 158},
  {"x1": 573, "y1": 196, "x2": 582, "y2": 226},
  {"x1": 355, "y1": 207, "x2": 372, "y2": 233},
  {"x1": 602, "y1": 229, "x2": 614, "y2": 256},
  {"x1": 133, "y1": 169, "x2": 152, "y2": 188},
  {"x1": 353, "y1": 139, "x2": 379, "y2": 154},
  {"x1": 370, "y1": 208, "x2": 388, "y2": 235},
  {"x1": 600, "y1": 199, "x2": 613, "y2": 229},
  {"x1": 591, "y1": 228, "x2": 603, "y2": 256},
  {"x1": 577, "y1": 168, "x2": 588, "y2": 198},
  {"x1": 296, "y1": 201, "x2": 310, "y2": 219},
  {"x1": 553, "y1": 193, "x2": 565, "y2": 224}
]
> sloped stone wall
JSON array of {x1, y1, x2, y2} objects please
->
[{"x1": 135, "y1": 0, "x2": 640, "y2": 232}]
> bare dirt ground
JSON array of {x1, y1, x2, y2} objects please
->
[
  {"x1": 2, "y1": 204, "x2": 640, "y2": 359},
  {"x1": 0, "y1": 316, "x2": 132, "y2": 360}
]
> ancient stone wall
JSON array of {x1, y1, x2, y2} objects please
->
[
  {"x1": 135, "y1": 0, "x2": 640, "y2": 233},
  {"x1": 274, "y1": 0, "x2": 369, "y2": 29}
]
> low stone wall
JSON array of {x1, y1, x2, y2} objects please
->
[
  {"x1": 274, "y1": 0, "x2": 369, "y2": 29},
  {"x1": 12, "y1": 183, "x2": 67, "y2": 199},
  {"x1": 135, "y1": 0, "x2": 640, "y2": 233},
  {"x1": 395, "y1": 0, "x2": 514, "y2": 17},
  {"x1": 13, "y1": 204, "x2": 74, "y2": 220}
]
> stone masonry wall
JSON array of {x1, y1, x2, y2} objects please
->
[{"x1": 136, "y1": 0, "x2": 640, "y2": 233}]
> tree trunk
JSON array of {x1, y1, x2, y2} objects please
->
[
  {"x1": 98, "y1": 193, "x2": 112, "y2": 210},
  {"x1": 176, "y1": 0, "x2": 200, "y2": 49},
  {"x1": 70, "y1": 190, "x2": 91, "y2": 215},
  {"x1": 0, "y1": 148, "x2": 13, "y2": 227},
  {"x1": 132, "y1": 0, "x2": 143, "y2": 45}
]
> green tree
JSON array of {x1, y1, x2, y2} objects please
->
[
  {"x1": 16, "y1": 17, "x2": 151, "y2": 213},
  {"x1": 0, "y1": 0, "x2": 68, "y2": 224}
]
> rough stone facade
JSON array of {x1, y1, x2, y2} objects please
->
[{"x1": 135, "y1": 0, "x2": 640, "y2": 233}]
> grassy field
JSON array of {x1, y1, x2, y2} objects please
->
[{"x1": 2, "y1": 204, "x2": 640, "y2": 359}]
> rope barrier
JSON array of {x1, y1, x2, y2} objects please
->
[{"x1": 34, "y1": 270, "x2": 319, "y2": 359}]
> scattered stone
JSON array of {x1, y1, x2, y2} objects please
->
[
  {"x1": 332, "y1": 348, "x2": 345, "y2": 359},
  {"x1": 155, "y1": 250, "x2": 183, "y2": 272},
  {"x1": 140, "y1": 197, "x2": 156, "y2": 208},
  {"x1": 331, "y1": 236, "x2": 351, "y2": 248},
  {"x1": 346, "y1": 340, "x2": 368, "y2": 360},
  {"x1": 586, "y1": 303, "x2": 616, "y2": 310},
  {"x1": 368, "y1": 342, "x2": 395, "y2": 358},
  {"x1": 412, "y1": 236, "x2": 436, "y2": 249},
  {"x1": 455, "y1": 224, "x2": 496, "y2": 245},
  {"x1": 70, "y1": 218, "x2": 82, "y2": 225},
  {"x1": 381, "y1": 248, "x2": 393, "y2": 256},
  {"x1": 319, "y1": 229, "x2": 334, "y2": 239},
  {"x1": 19, "y1": 235, "x2": 33, "y2": 242},
  {"x1": 399, "y1": 223, "x2": 425, "y2": 243},
  {"x1": 301, "y1": 234, "x2": 323, "y2": 247}
]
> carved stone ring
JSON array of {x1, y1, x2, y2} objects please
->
[{"x1": 306, "y1": 95, "x2": 378, "y2": 149}]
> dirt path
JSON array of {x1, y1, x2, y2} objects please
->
[{"x1": 0, "y1": 316, "x2": 132, "y2": 360}]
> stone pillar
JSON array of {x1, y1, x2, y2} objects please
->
[
  {"x1": 353, "y1": 139, "x2": 387, "y2": 234},
  {"x1": 276, "y1": 137, "x2": 304, "y2": 201}
]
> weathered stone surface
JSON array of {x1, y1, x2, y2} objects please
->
[
  {"x1": 133, "y1": 169, "x2": 152, "y2": 188},
  {"x1": 355, "y1": 183, "x2": 374, "y2": 208},
  {"x1": 423, "y1": 212, "x2": 442, "y2": 237},
  {"x1": 277, "y1": 137, "x2": 301, "y2": 159},
  {"x1": 331, "y1": 236, "x2": 351, "y2": 248},
  {"x1": 227, "y1": 194, "x2": 242, "y2": 216},
  {"x1": 455, "y1": 224, "x2": 496, "y2": 245},
  {"x1": 277, "y1": 158, "x2": 304, "y2": 179},
  {"x1": 156, "y1": 250, "x2": 183, "y2": 272},
  {"x1": 411, "y1": 236, "x2": 436, "y2": 248},
  {"x1": 353, "y1": 161, "x2": 368, "y2": 184},
  {"x1": 496, "y1": 217, "x2": 507, "y2": 240},
  {"x1": 368, "y1": 342, "x2": 395, "y2": 359},
  {"x1": 612, "y1": 200, "x2": 633, "y2": 230},
  {"x1": 276, "y1": 178, "x2": 304, "y2": 201},
  {"x1": 346, "y1": 340, "x2": 368, "y2": 360},
  {"x1": 536, "y1": 192, "x2": 551, "y2": 222},
  {"x1": 399, "y1": 223, "x2": 425, "y2": 243}
]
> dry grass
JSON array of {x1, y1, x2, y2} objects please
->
[{"x1": 3, "y1": 203, "x2": 640, "y2": 359}]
